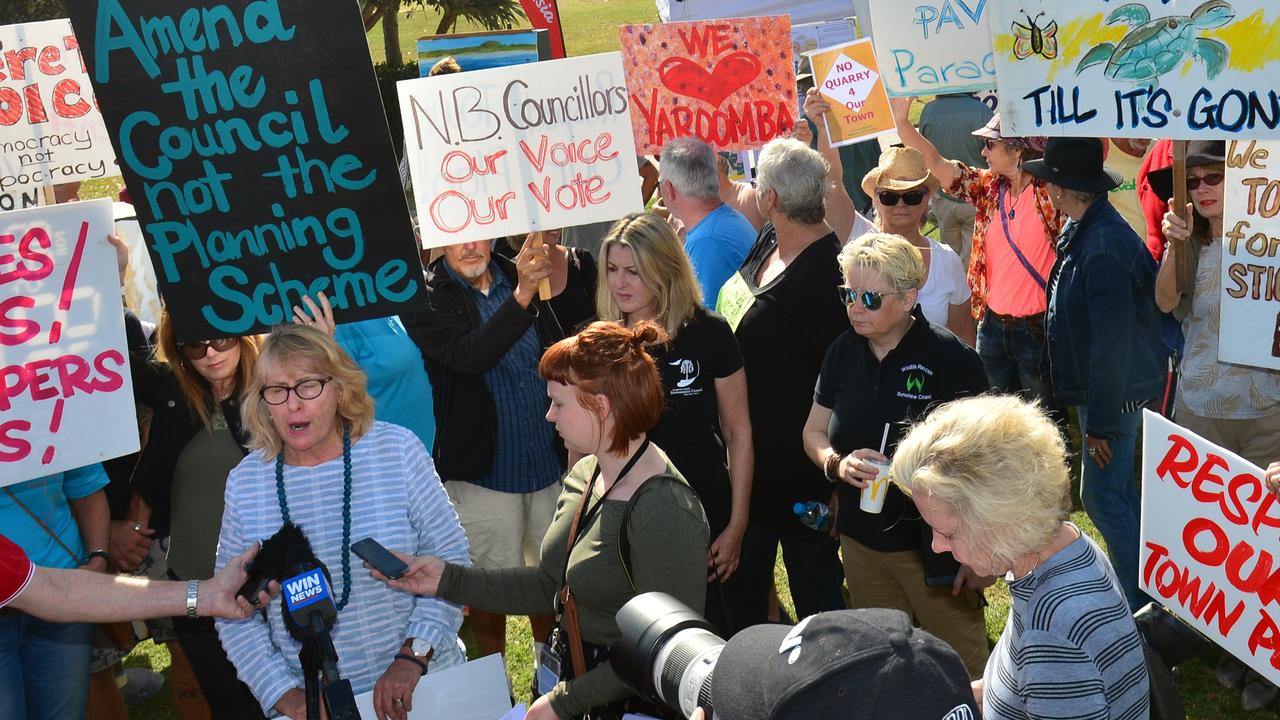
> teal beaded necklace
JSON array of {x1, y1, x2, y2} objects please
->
[{"x1": 275, "y1": 425, "x2": 353, "y2": 611}]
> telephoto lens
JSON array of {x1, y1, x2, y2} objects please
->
[{"x1": 611, "y1": 592, "x2": 727, "y2": 719}]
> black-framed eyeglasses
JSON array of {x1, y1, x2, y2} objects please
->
[
  {"x1": 1186, "y1": 172, "x2": 1224, "y2": 191},
  {"x1": 877, "y1": 190, "x2": 927, "y2": 207},
  {"x1": 260, "y1": 377, "x2": 334, "y2": 406},
  {"x1": 178, "y1": 337, "x2": 237, "y2": 361},
  {"x1": 838, "y1": 287, "x2": 903, "y2": 311}
]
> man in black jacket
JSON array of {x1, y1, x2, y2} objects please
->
[{"x1": 405, "y1": 235, "x2": 564, "y2": 662}]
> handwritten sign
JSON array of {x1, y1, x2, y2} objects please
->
[
  {"x1": 416, "y1": 29, "x2": 551, "y2": 76},
  {"x1": 1141, "y1": 410, "x2": 1280, "y2": 684},
  {"x1": 868, "y1": 0, "x2": 995, "y2": 96},
  {"x1": 0, "y1": 20, "x2": 116, "y2": 197},
  {"x1": 992, "y1": 0, "x2": 1280, "y2": 139},
  {"x1": 1220, "y1": 139, "x2": 1280, "y2": 370},
  {"x1": 65, "y1": 0, "x2": 427, "y2": 343},
  {"x1": 0, "y1": 199, "x2": 138, "y2": 487},
  {"x1": 619, "y1": 16, "x2": 797, "y2": 154},
  {"x1": 398, "y1": 52, "x2": 642, "y2": 248},
  {"x1": 807, "y1": 39, "x2": 895, "y2": 147}
]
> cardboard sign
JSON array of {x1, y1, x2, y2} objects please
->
[
  {"x1": 868, "y1": 0, "x2": 995, "y2": 96},
  {"x1": 1220, "y1": 139, "x2": 1280, "y2": 370},
  {"x1": 991, "y1": 0, "x2": 1280, "y2": 139},
  {"x1": 353, "y1": 654, "x2": 511, "y2": 720},
  {"x1": 0, "y1": 199, "x2": 139, "y2": 487},
  {"x1": 807, "y1": 39, "x2": 895, "y2": 147},
  {"x1": 65, "y1": 0, "x2": 427, "y2": 343},
  {"x1": 619, "y1": 16, "x2": 797, "y2": 154},
  {"x1": 398, "y1": 52, "x2": 642, "y2": 248},
  {"x1": 1140, "y1": 411, "x2": 1280, "y2": 684},
  {"x1": 0, "y1": 20, "x2": 117, "y2": 196},
  {"x1": 416, "y1": 29, "x2": 552, "y2": 76}
]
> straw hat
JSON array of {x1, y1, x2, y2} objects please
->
[{"x1": 861, "y1": 146, "x2": 942, "y2": 196}]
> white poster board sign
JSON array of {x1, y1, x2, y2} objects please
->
[
  {"x1": 0, "y1": 20, "x2": 116, "y2": 195},
  {"x1": 398, "y1": 53, "x2": 642, "y2": 249},
  {"x1": 868, "y1": 0, "x2": 995, "y2": 96},
  {"x1": 1140, "y1": 411, "x2": 1280, "y2": 685},
  {"x1": 0, "y1": 199, "x2": 138, "y2": 487},
  {"x1": 1221, "y1": 139, "x2": 1280, "y2": 370},
  {"x1": 989, "y1": 0, "x2": 1280, "y2": 139},
  {"x1": 353, "y1": 653, "x2": 511, "y2": 719}
]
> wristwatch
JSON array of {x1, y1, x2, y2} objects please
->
[
  {"x1": 85, "y1": 549, "x2": 111, "y2": 564},
  {"x1": 186, "y1": 580, "x2": 200, "y2": 619}
]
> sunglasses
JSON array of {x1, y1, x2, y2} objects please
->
[
  {"x1": 260, "y1": 376, "x2": 334, "y2": 406},
  {"x1": 178, "y1": 337, "x2": 237, "y2": 361},
  {"x1": 877, "y1": 190, "x2": 927, "y2": 207},
  {"x1": 1186, "y1": 172, "x2": 1224, "y2": 191},
  {"x1": 838, "y1": 287, "x2": 904, "y2": 311}
]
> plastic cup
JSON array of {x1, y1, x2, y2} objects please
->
[{"x1": 859, "y1": 461, "x2": 891, "y2": 514}]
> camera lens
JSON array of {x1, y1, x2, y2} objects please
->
[{"x1": 613, "y1": 592, "x2": 727, "y2": 718}]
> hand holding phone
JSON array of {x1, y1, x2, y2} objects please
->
[{"x1": 351, "y1": 538, "x2": 410, "y2": 580}]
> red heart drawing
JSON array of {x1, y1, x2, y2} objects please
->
[{"x1": 658, "y1": 51, "x2": 763, "y2": 109}]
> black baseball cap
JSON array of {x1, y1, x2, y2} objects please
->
[{"x1": 711, "y1": 608, "x2": 979, "y2": 720}]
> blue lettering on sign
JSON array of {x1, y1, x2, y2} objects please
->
[
  {"x1": 284, "y1": 568, "x2": 331, "y2": 612},
  {"x1": 891, "y1": 49, "x2": 995, "y2": 91},
  {"x1": 913, "y1": 0, "x2": 987, "y2": 39}
]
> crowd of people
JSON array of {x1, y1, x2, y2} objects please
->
[{"x1": 6, "y1": 70, "x2": 1280, "y2": 720}]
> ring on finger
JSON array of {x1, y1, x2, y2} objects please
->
[{"x1": 393, "y1": 698, "x2": 405, "y2": 706}]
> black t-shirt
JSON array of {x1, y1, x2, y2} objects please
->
[
  {"x1": 647, "y1": 308, "x2": 743, "y2": 535},
  {"x1": 721, "y1": 227, "x2": 848, "y2": 535},
  {"x1": 814, "y1": 308, "x2": 988, "y2": 550}
]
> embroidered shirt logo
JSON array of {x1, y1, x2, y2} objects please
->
[
  {"x1": 668, "y1": 358, "x2": 703, "y2": 397},
  {"x1": 897, "y1": 363, "x2": 935, "y2": 401},
  {"x1": 905, "y1": 372, "x2": 925, "y2": 394}
]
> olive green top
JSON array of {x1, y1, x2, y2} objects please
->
[
  {"x1": 438, "y1": 453, "x2": 709, "y2": 718},
  {"x1": 168, "y1": 410, "x2": 243, "y2": 580}
]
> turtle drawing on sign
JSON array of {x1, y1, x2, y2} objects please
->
[
  {"x1": 1074, "y1": 0, "x2": 1236, "y2": 86},
  {"x1": 1011, "y1": 12, "x2": 1059, "y2": 60}
]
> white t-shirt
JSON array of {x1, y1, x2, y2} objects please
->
[{"x1": 917, "y1": 239, "x2": 970, "y2": 327}]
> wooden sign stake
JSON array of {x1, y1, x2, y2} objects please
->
[
  {"x1": 532, "y1": 231, "x2": 552, "y2": 301},
  {"x1": 1171, "y1": 140, "x2": 1192, "y2": 293}
]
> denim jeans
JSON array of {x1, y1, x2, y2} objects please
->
[
  {"x1": 1078, "y1": 406, "x2": 1145, "y2": 613},
  {"x1": 0, "y1": 613, "x2": 92, "y2": 720},
  {"x1": 977, "y1": 317, "x2": 1053, "y2": 403},
  {"x1": 734, "y1": 523, "x2": 847, "y2": 627}
]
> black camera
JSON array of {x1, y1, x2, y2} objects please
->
[{"x1": 611, "y1": 592, "x2": 725, "y2": 719}]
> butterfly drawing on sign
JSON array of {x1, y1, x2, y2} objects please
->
[{"x1": 1011, "y1": 11, "x2": 1058, "y2": 60}]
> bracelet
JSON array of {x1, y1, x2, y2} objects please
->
[
  {"x1": 394, "y1": 653, "x2": 429, "y2": 676},
  {"x1": 85, "y1": 549, "x2": 110, "y2": 564},
  {"x1": 186, "y1": 580, "x2": 200, "y2": 619},
  {"x1": 823, "y1": 452, "x2": 842, "y2": 482}
]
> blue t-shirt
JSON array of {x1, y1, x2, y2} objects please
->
[
  {"x1": 335, "y1": 317, "x2": 436, "y2": 452},
  {"x1": 0, "y1": 464, "x2": 110, "y2": 569},
  {"x1": 685, "y1": 204, "x2": 756, "y2": 306}
]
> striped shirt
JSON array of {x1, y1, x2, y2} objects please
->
[
  {"x1": 214, "y1": 422, "x2": 471, "y2": 714},
  {"x1": 984, "y1": 528, "x2": 1149, "y2": 720},
  {"x1": 445, "y1": 260, "x2": 560, "y2": 494}
]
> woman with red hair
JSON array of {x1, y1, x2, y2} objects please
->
[{"x1": 372, "y1": 321, "x2": 709, "y2": 720}]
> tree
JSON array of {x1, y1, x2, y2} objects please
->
[
  {"x1": 0, "y1": 0, "x2": 67, "y2": 24},
  {"x1": 360, "y1": 0, "x2": 524, "y2": 64}
]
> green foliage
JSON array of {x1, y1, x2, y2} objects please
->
[
  {"x1": 373, "y1": 60, "x2": 420, "y2": 155},
  {"x1": 0, "y1": 0, "x2": 67, "y2": 24}
]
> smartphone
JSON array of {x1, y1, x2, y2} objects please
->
[{"x1": 351, "y1": 538, "x2": 409, "y2": 580}]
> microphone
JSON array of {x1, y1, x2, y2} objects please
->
[
  {"x1": 237, "y1": 522, "x2": 308, "y2": 605},
  {"x1": 281, "y1": 544, "x2": 337, "y2": 642}
]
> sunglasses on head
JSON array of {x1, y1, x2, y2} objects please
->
[
  {"x1": 1186, "y1": 172, "x2": 1224, "y2": 191},
  {"x1": 178, "y1": 337, "x2": 237, "y2": 361},
  {"x1": 877, "y1": 189, "x2": 926, "y2": 207},
  {"x1": 838, "y1": 287, "x2": 904, "y2": 311}
]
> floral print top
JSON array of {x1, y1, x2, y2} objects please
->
[{"x1": 946, "y1": 161, "x2": 1064, "y2": 319}]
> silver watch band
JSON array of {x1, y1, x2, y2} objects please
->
[{"x1": 186, "y1": 580, "x2": 199, "y2": 619}]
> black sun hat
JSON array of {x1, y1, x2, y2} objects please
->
[{"x1": 1022, "y1": 137, "x2": 1123, "y2": 193}]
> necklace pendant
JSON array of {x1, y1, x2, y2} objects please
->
[{"x1": 1008, "y1": 209, "x2": 1016, "y2": 220}]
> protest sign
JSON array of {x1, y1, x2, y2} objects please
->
[
  {"x1": 0, "y1": 188, "x2": 44, "y2": 214},
  {"x1": 1220, "y1": 139, "x2": 1280, "y2": 370},
  {"x1": 791, "y1": 17, "x2": 857, "y2": 74},
  {"x1": 807, "y1": 39, "x2": 895, "y2": 147},
  {"x1": 0, "y1": 20, "x2": 116, "y2": 198},
  {"x1": 990, "y1": 0, "x2": 1280, "y2": 139},
  {"x1": 65, "y1": 0, "x2": 427, "y2": 343},
  {"x1": 1140, "y1": 410, "x2": 1280, "y2": 684},
  {"x1": 868, "y1": 0, "x2": 995, "y2": 96},
  {"x1": 0, "y1": 199, "x2": 138, "y2": 487},
  {"x1": 398, "y1": 52, "x2": 642, "y2": 248},
  {"x1": 619, "y1": 16, "x2": 797, "y2": 154},
  {"x1": 416, "y1": 29, "x2": 552, "y2": 76}
]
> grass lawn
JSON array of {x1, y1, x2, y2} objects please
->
[{"x1": 109, "y1": 3, "x2": 1259, "y2": 718}]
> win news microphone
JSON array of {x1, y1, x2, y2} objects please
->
[{"x1": 281, "y1": 544, "x2": 337, "y2": 641}]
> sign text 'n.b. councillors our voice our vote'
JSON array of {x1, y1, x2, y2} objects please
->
[
  {"x1": 398, "y1": 52, "x2": 643, "y2": 249},
  {"x1": 65, "y1": 0, "x2": 427, "y2": 342}
]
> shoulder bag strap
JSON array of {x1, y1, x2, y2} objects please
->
[
  {"x1": 557, "y1": 470, "x2": 595, "y2": 679},
  {"x1": 997, "y1": 184, "x2": 1049, "y2": 292},
  {"x1": 3, "y1": 487, "x2": 83, "y2": 564}
]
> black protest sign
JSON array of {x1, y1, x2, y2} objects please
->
[{"x1": 66, "y1": 0, "x2": 426, "y2": 342}]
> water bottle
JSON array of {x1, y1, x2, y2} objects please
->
[{"x1": 793, "y1": 501, "x2": 831, "y2": 533}]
